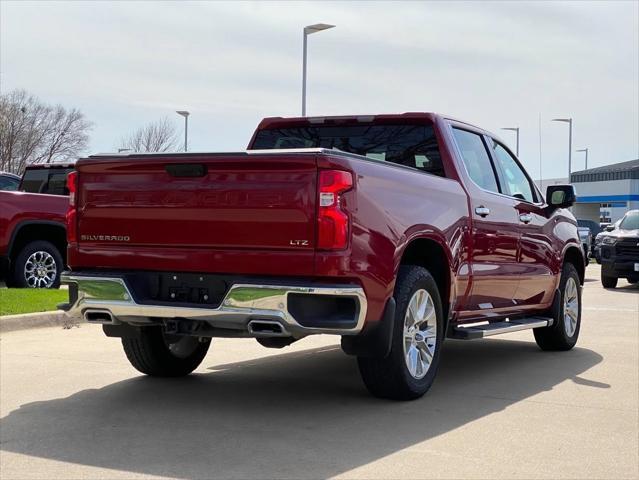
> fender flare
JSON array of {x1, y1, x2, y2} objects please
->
[
  {"x1": 393, "y1": 229, "x2": 458, "y2": 318},
  {"x1": 560, "y1": 241, "x2": 585, "y2": 284},
  {"x1": 7, "y1": 220, "x2": 67, "y2": 258}
]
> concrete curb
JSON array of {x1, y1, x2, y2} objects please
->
[{"x1": 0, "y1": 311, "x2": 83, "y2": 334}]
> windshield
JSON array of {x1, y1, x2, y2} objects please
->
[
  {"x1": 0, "y1": 174, "x2": 20, "y2": 191},
  {"x1": 251, "y1": 124, "x2": 445, "y2": 177},
  {"x1": 619, "y1": 211, "x2": 639, "y2": 230}
]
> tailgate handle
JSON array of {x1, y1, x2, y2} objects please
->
[{"x1": 165, "y1": 164, "x2": 207, "y2": 178}]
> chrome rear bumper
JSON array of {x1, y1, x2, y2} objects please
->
[{"x1": 61, "y1": 273, "x2": 367, "y2": 337}]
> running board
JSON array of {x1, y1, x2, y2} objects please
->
[{"x1": 449, "y1": 316, "x2": 554, "y2": 340}]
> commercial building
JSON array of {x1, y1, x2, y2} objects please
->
[
  {"x1": 570, "y1": 159, "x2": 638, "y2": 224},
  {"x1": 535, "y1": 159, "x2": 638, "y2": 224}
]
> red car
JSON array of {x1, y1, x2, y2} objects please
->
[{"x1": 60, "y1": 113, "x2": 584, "y2": 400}]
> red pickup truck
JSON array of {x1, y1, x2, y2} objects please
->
[
  {"x1": 60, "y1": 113, "x2": 584, "y2": 400},
  {"x1": 0, "y1": 163, "x2": 74, "y2": 288},
  {"x1": 0, "y1": 191, "x2": 68, "y2": 287}
]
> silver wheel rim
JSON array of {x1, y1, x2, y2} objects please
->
[
  {"x1": 24, "y1": 251, "x2": 57, "y2": 288},
  {"x1": 403, "y1": 289, "x2": 437, "y2": 380},
  {"x1": 563, "y1": 277, "x2": 579, "y2": 337}
]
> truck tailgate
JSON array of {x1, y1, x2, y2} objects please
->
[{"x1": 76, "y1": 153, "x2": 317, "y2": 255}]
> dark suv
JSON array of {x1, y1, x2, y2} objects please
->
[{"x1": 600, "y1": 210, "x2": 639, "y2": 288}]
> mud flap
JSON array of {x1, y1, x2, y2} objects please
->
[{"x1": 341, "y1": 298, "x2": 395, "y2": 358}]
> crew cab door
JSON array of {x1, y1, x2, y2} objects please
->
[
  {"x1": 449, "y1": 126, "x2": 521, "y2": 319},
  {"x1": 487, "y1": 139, "x2": 556, "y2": 309}
]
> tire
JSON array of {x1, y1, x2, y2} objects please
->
[
  {"x1": 533, "y1": 262, "x2": 581, "y2": 351},
  {"x1": 11, "y1": 240, "x2": 63, "y2": 288},
  {"x1": 601, "y1": 273, "x2": 618, "y2": 289},
  {"x1": 357, "y1": 265, "x2": 444, "y2": 400},
  {"x1": 122, "y1": 327, "x2": 211, "y2": 377}
]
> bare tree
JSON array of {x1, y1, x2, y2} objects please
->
[
  {"x1": 0, "y1": 89, "x2": 92, "y2": 174},
  {"x1": 37, "y1": 106, "x2": 92, "y2": 164},
  {"x1": 118, "y1": 118, "x2": 179, "y2": 153}
]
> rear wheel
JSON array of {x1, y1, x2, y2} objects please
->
[
  {"x1": 357, "y1": 265, "x2": 444, "y2": 400},
  {"x1": 534, "y1": 262, "x2": 581, "y2": 351},
  {"x1": 121, "y1": 327, "x2": 210, "y2": 377},
  {"x1": 11, "y1": 240, "x2": 62, "y2": 288},
  {"x1": 601, "y1": 273, "x2": 618, "y2": 289}
]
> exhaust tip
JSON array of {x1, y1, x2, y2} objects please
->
[
  {"x1": 247, "y1": 320, "x2": 288, "y2": 337},
  {"x1": 84, "y1": 309, "x2": 117, "y2": 324}
]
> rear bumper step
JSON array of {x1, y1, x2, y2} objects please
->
[
  {"x1": 60, "y1": 273, "x2": 367, "y2": 338},
  {"x1": 449, "y1": 316, "x2": 553, "y2": 340}
]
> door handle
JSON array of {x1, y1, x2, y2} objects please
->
[
  {"x1": 475, "y1": 206, "x2": 490, "y2": 217},
  {"x1": 519, "y1": 213, "x2": 533, "y2": 224}
]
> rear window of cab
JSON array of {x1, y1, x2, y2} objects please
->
[{"x1": 251, "y1": 124, "x2": 446, "y2": 177}]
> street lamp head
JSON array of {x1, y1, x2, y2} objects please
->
[
  {"x1": 304, "y1": 23, "x2": 335, "y2": 35},
  {"x1": 176, "y1": 110, "x2": 190, "y2": 118},
  {"x1": 501, "y1": 127, "x2": 519, "y2": 132},
  {"x1": 576, "y1": 148, "x2": 588, "y2": 153},
  {"x1": 551, "y1": 118, "x2": 571, "y2": 123}
]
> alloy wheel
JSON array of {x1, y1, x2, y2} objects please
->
[
  {"x1": 24, "y1": 251, "x2": 57, "y2": 288},
  {"x1": 402, "y1": 289, "x2": 437, "y2": 379},
  {"x1": 563, "y1": 277, "x2": 579, "y2": 337}
]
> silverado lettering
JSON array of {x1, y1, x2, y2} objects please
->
[{"x1": 80, "y1": 235, "x2": 130, "y2": 242}]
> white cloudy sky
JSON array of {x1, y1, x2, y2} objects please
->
[{"x1": 1, "y1": 1, "x2": 637, "y2": 179}]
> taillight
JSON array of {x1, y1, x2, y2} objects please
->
[
  {"x1": 66, "y1": 171, "x2": 77, "y2": 243},
  {"x1": 317, "y1": 170, "x2": 353, "y2": 250}
]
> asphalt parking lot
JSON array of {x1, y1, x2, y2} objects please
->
[{"x1": 1, "y1": 263, "x2": 637, "y2": 480}]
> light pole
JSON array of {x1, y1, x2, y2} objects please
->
[
  {"x1": 576, "y1": 148, "x2": 588, "y2": 170},
  {"x1": 302, "y1": 23, "x2": 335, "y2": 117},
  {"x1": 176, "y1": 110, "x2": 190, "y2": 152},
  {"x1": 552, "y1": 118, "x2": 572, "y2": 181},
  {"x1": 501, "y1": 127, "x2": 520, "y2": 157}
]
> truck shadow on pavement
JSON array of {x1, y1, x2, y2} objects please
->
[
  {"x1": 0, "y1": 338, "x2": 602, "y2": 479},
  {"x1": 606, "y1": 282, "x2": 639, "y2": 293}
]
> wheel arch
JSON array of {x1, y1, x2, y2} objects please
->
[
  {"x1": 8, "y1": 221, "x2": 67, "y2": 265},
  {"x1": 562, "y1": 244, "x2": 585, "y2": 285},
  {"x1": 397, "y1": 235, "x2": 453, "y2": 323}
]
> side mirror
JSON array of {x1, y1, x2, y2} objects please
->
[
  {"x1": 546, "y1": 184, "x2": 576, "y2": 209},
  {"x1": 605, "y1": 224, "x2": 615, "y2": 232}
]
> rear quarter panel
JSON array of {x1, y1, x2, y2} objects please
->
[
  {"x1": 316, "y1": 154, "x2": 471, "y2": 324},
  {"x1": 0, "y1": 191, "x2": 68, "y2": 256}
]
